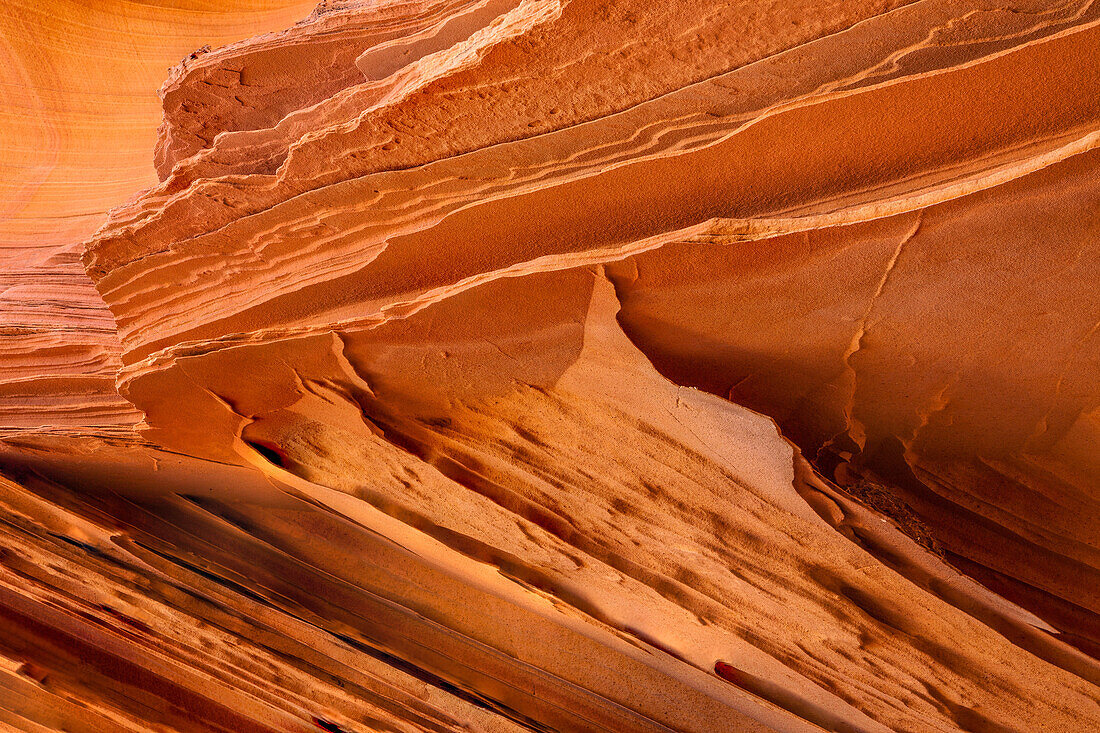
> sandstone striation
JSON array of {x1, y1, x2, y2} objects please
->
[{"x1": 1, "y1": 1, "x2": 1099, "y2": 731}]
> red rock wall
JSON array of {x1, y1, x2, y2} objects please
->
[{"x1": 1, "y1": 1, "x2": 1098, "y2": 730}]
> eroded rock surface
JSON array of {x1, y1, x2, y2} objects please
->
[{"x1": 1, "y1": 1, "x2": 1098, "y2": 730}]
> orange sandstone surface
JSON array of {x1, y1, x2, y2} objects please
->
[{"x1": 1, "y1": 1, "x2": 1099, "y2": 731}]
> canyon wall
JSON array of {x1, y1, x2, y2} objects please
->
[{"x1": 1, "y1": 1, "x2": 1098, "y2": 731}]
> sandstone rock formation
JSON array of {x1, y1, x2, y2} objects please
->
[{"x1": 1, "y1": 1, "x2": 1098, "y2": 731}]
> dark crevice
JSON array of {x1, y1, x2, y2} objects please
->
[{"x1": 246, "y1": 439, "x2": 287, "y2": 467}]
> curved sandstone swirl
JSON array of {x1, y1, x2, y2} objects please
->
[
  {"x1": 0, "y1": 0, "x2": 320, "y2": 437},
  {"x1": 0, "y1": 0, "x2": 1098, "y2": 730}
]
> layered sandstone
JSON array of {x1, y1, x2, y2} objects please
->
[{"x1": 1, "y1": 1, "x2": 1098, "y2": 731}]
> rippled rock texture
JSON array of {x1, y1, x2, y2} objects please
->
[{"x1": 2, "y1": 1, "x2": 1099, "y2": 731}]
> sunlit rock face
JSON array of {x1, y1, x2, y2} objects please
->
[
  {"x1": 0, "y1": 0, "x2": 318, "y2": 437},
  {"x1": 2, "y1": 1, "x2": 1099, "y2": 730}
]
